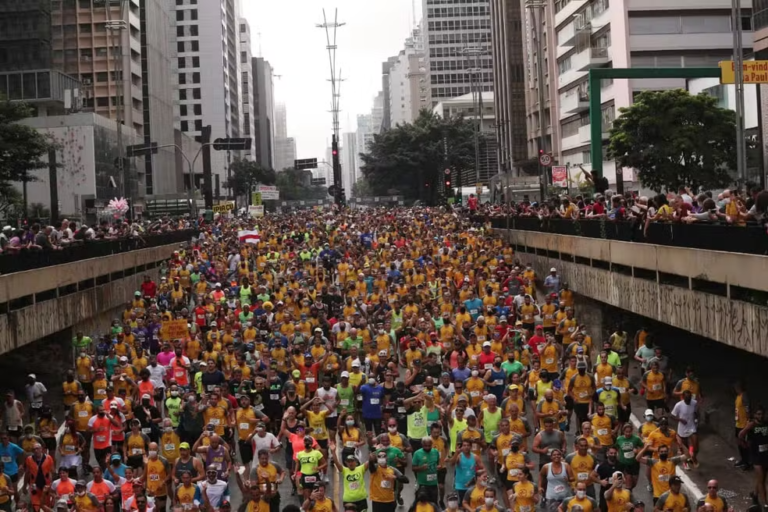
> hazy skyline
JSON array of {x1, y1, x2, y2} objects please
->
[{"x1": 242, "y1": 0, "x2": 422, "y2": 167}]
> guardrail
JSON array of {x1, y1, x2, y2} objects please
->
[
  {"x1": 477, "y1": 216, "x2": 768, "y2": 255},
  {"x1": 0, "y1": 229, "x2": 195, "y2": 275}
]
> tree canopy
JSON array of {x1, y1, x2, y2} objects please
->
[
  {"x1": 225, "y1": 159, "x2": 276, "y2": 197},
  {"x1": 275, "y1": 168, "x2": 327, "y2": 201},
  {"x1": 360, "y1": 109, "x2": 476, "y2": 203},
  {"x1": 0, "y1": 100, "x2": 56, "y2": 184},
  {"x1": 607, "y1": 89, "x2": 737, "y2": 192}
]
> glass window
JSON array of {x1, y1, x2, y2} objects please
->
[
  {"x1": 194, "y1": 104, "x2": 201, "y2": 115},
  {"x1": 628, "y1": 16, "x2": 680, "y2": 35},
  {"x1": 176, "y1": 10, "x2": 183, "y2": 21},
  {"x1": 682, "y1": 15, "x2": 730, "y2": 33}
]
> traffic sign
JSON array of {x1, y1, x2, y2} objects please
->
[
  {"x1": 257, "y1": 185, "x2": 279, "y2": 200},
  {"x1": 539, "y1": 153, "x2": 553, "y2": 166},
  {"x1": 295, "y1": 158, "x2": 318, "y2": 170},
  {"x1": 311, "y1": 177, "x2": 327, "y2": 186},
  {"x1": 444, "y1": 168, "x2": 451, "y2": 175},
  {"x1": 213, "y1": 138, "x2": 252, "y2": 151},
  {"x1": 126, "y1": 142, "x2": 158, "y2": 157},
  {"x1": 327, "y1": 185, "x2": 337, "y2": 197}
]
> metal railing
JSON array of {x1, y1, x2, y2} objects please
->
[
  {"x1": 476, "y1": 216, "x2": 768, "y2": 255},
  {"x1": 0, "y1": 229, "x2": 195, "y2": 275}
]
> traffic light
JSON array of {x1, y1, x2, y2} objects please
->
[{"x1": 445, "y1": 179, "x2": 451, "y2": 187}]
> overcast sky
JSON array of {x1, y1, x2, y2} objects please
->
[{"x1": 242, "y1": 0, "x2": 421, "y2": 165}]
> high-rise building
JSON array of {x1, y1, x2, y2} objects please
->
[
  {"x1": 372, "y1": 91, "x2": 385, "y2": 133},
  {"x1": 380, "y1": 56, "x2": 399, "y2": 131},
  {"x1": 753, "y1": 0, "x2": 768, "y2": 180},
  {"x1": 253, "y1": 57, "x2": 275, "y2": 169},
  {"x1": 274, "y1": 102, "x2": 297, "y2": 171},
  {"x1": 174, "y1": 0, "x2": 242, "y2": 195},
  {"x1": 524, "y1": 0, "x2": 753, "y2": 185},
  {"x1": 422, "y1": 0, "x2": 494, "y2": 106},
  {"x1": 387, "y1": 26, "x2": 429, "y2": 127},
  {"x1": 490, "y1": 0, "x2": 528, "y2": 173},
  {"x1": 356, "y1": 114, "x2": 375, "y2": 176},
  {"x1": 239, "y1": 19, "x2": 256, "y2": 160},
  {"x1": 342, "y1": 132, "x2": 357, "y2": 196}
]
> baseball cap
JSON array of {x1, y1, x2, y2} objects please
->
[
  {"x1": 603, "y1": 377, "x2": 612, "y2": 384},
  {"x1": 110, "y1": 454, "x2": 122, "y2": 461},
  {"x1": 179, "y1": 442, "x2": 191, "y2": 450},
  {"x1": 292, "y1": 370, "x2": 301, "y2": 378},
  {"x1": 141, "y1": 393, "x2": 151, "y2": 400},
  {"x1": 119, "y1": 356, "x2": 128, "y2": 362},
  {"x1": 550, "y1": 267, "x2": 557, "y2": 272},
  {"x1": 644, "y1": 409, "x2": 654, "y2": 418},
  {"x1": 508, "y1": 384, "x2": 519, "y2": 391},
  {"x1": 500, "y1": 316, "x2": 507, "y2": 322},
  {"x1": 28, "y1": 373, "x2": 36, "y2": 379},
  {"x1": 669, "y1": 476, "x2": 682, "y2": 485},
  {"x1": 341, "y1": 371, "x2": 350, "y2": 378},
  {"x1": 351, "y1": 360, "x2": 361, "y2": 367},
  {"x1": 576, "y1": 361, "x2": 587, "y2": 369},
  {"x1": 482, "y1": 341, "x2": 491, "y2": 347}
]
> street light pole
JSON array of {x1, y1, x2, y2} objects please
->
[
  {"x1": 152, "y1": 143, "x2": 215, "y2": 217},
  {"x1": 731, "y1": 0, "x2": 747, "y2": 183}
]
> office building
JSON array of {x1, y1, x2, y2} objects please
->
[
  {"x1": 174, "y1": 0, "x2": 242, "y2": 195},
  {"x1": 381, "y1": 56, "x2": 399, "y2": 131},
  {"x1": 490, "y1": 0, "x2": 528, "y2": 173},
  {"x1": 342, "y1": 132, "x2": 358, "y2": 196},
  {"x1": 422, "y1": 0, "x2": 494, "y2": 106},
  {"x1": 274, "y1": 102, "x2": 297, "y2": 170},
  {"x1": 253, "y1": 57, "x2": 275, "y2": 169},
  {"x1": 524, "y1": 0, "x2": 753, "y2": 185},
  {"x1": 356, "y1": 114, "x2": 375, "y2": 176},
  {"x1": 372, "y1": 91, "x2": 385, "y2": 133},
  {"x1": 387, "y1": 26, "x2": 429, "y2": 126},
  {"x1": 239, "y1": 19, "x2": 256, "y2": 160}
]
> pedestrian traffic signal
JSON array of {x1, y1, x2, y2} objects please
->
[{"x1": 445, "y1": 179, "x2": 451, "y2": 187}]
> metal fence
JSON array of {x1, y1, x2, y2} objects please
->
[
  {"x1": 478, "y1": 216, "x2": 768, "y2": 255},
  {"x1": 0, "y1": 230, "x2": 195, "y2": 275}
]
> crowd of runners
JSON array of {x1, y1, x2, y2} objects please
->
[{"x1": 0, "y1": 207, "x2": 765, "y2": 512}]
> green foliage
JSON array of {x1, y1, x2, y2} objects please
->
[
  {"x1": 275, "y1": 168, "x2": 327, "y2": 201},
  {"x1": 351, "y1": 177, "x2": 373, "y2": 198},
  {"x1": 225, "y1": 159, "x2": 276, "y2": 197},
  {"x1": 360, "y1": 109, "x2": 476, "y2": 204},
  {"x1": 607, "y1": 89, "x2": 736, "y2": 192},
  {"x1": 0, "y1": 100, "x2": 55, "y2": 184},
  {"x1": 0, "y1": 181, "x2": 22, "y2": 218}
]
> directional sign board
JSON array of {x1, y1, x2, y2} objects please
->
[
  {"x1": 539, "y1": 153, "x2": 553, "y2": 166},
  {"x1": 295, "y1": 158, "x2": 318, "y2": 170},
  {"x1": 126, "y1": 142, "x2": 158, "y2": 157},
  {"x1": 212, "y1": 201, "x2": 235, "y2": 213},
  {"x1": 311, "y1": 177, "x2": 327, "y2": 186},
  {"x1": 720, "y1": 60, "x2": 768, "y2": 84},
  {"x1": 213, "y1": 138, "x2": 252, "y2": 151}
]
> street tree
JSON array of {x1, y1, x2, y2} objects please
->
[
  {"x1": 607, "y1": 89, "x2": 737, "y2": 192},
  {"x1": 225, "y1": 159, "x2": 276, "y2": 198},
  {"x1": 275, "y1": 168, "x2": 326, "y2": 201},
  {"x1": 360, "y1": 109, "x2": 476, "y2": 204}
]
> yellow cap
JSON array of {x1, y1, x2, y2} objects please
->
[{"x1": 508, "y1": 384, "x2": 520, "y2": 391}]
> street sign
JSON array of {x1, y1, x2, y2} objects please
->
[
  {"x1": 213, "y1": 138, "x2": 252, "y2": 151},
  {"x1": 126, "y1": 142, "x2": 158, "y2": 157},
  {"x1": 248, "y1": 205, "x2": 264, "y2": 218},
  {"x1": 327, "y1": 185, "x2": 337, "y2": 197},
  {"x1": 719, "y1": 60, "x2": 768, "y2": 84},
  {"x1": 444, "y1": 168, "x2": 451, "y2": 175},
  {"x1": 539, "y1": 153, "x2": 553, "y2": 166},
  {"x1": 295, "y1": 158, "x2": 318, "y2": 170},
  {"x1": 252, "y1": 192, "x2": 262, "y2": 206},
  {"x1": 311, "y1": 177, "x2": 327, "y2": 186},
  {"x1": 551, "y1": 166, "x2": 568, "y2": 187},
  {"x1": 258, "y1": 185, "x2": 279, "y2": 200}
]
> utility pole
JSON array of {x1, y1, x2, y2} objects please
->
[
  {"x1": 526, "y1": 0, "x2": 548, "y2": 201},
  {"x1": 317, "y1": 9, "x2": 346, "y2": 206},
  {"x1": 731, "y1": 0, "x2": 747, "y2": 183}
]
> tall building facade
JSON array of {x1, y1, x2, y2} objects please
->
[
  {"x1": 342, "y1": 132, "x2": 357, "y2": 196},
  {"x1": 753, "y1": 0, "x2": 768, "y2": 184},
  {"x1": 239, "y1": 19, "x2": 256, "y2": 160},
  {"x1": 490, "y1": 0, "x2": 528, "y2": 173},
  {"x1": 422, "y1": 0, "x2": 494, "y2": 106},
  {"x1": 524, "y1": 0, "x2": 753, "y2": 185},
  {"x1": 356, "y1": 114, "x2": 374, "y2": 177},
  {"x1": 174, "y1": 0, "x2": 242, "y2": 195},
  {"x1": 388, "y1": 27, "x2": 429, "y2": 126},
  {"x1": 273, "y1": 103, "x2": 296, "y2": 171},
  {"x1": 252, "y1": 57, "x2": 275, "y2": 169},
  {"x1": 380, "y1": 57, "x2": 399, "y2": 131}
]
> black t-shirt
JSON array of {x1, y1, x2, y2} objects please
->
[{"x1": 596, "y1": 460, "x2": 620, "y2": 505}]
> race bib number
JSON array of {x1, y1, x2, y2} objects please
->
[
  {"x1": 209, "y1": 418, "x2": 220, "y2": 426},
  {"x1": 255, "y1": 404, "x2": 265, "y2": 411},
  {"x1": 306, "y1": 377, "x2": 315, "y2": 384},
  {"x1": 314, "y1": 427, "x2": 323, "y2": 435},
  {"x1": 0, "y1": 456, "x2": 11, "y2": 463},
  {"x1": 545, "y1": 358, "x2": 554, "y2": 365},
  {"x1": 304, "y1": 476, "x2": 317, "y2": 483},
  {"x1": 95, "y1": 435, "x2": 107, "y2": 443},
  {"x1": 484, "y1": 364, "x2": 493, "y2": 370},
  {"x1": 495, "y1": 380, "x2": 504, "y2": 386},
  {"x1": 142, "y1": 427, "x2": 152, "y2": 435},
  {"x1": 398, "y1": 407, "x2": 407, "y2": 414},
  {"x1": 502, "y1": 448, "x2": 510, "y2": 456},
  {"x1": 658, "y1": 474, "x2": 669, "y2": 482},
  {"x1": 509, "y1": 469, "x2": 519, "y2": 477},
  {"x1": 554, "y1": 485, "x2": 566, "y2": 493},
  {"x1": 132, "y1": 448, "x2": 143, "y2": 455},
  {"x1": 270, "y1": 394, "x2": 280, "y2": 400},
  {"x1": 578, "y1": 391, "x2": 588, "y2": 398},
  {"x1": 577, "y1": 472, "x2": 588, "y2": 481},
  {"x1": 623, "y1": 451, "x2": 635, "y2": 459},
  {"x1": 149, "y1": 474, "x2": 160, "y2": 481},
  {"x1": 651, "y1": 384, "x2": 661, "y2": 391},
  {"x1": 519, "y1": 507, "x2": 531, "y2": 512},
  {"x1": 426, "y1": 473, "x2": 437, "y2": 482},
  {"x1": 470, "y1": 391, "x2": 480, "y2": 398},
  {"x1": 760, "y1": 444, "x2": 768, "y2": 453},
  {"x1": 340, "y1": 399, "x2": 350, "y2": 406},
  {"x1": 345, "y1": 441, "x2": 356, "y2": 448},
  {"x1": 165, "y1": 444, "x2": 176, "y2": 451},
  {"x1": 370, "y1": 398, "x2": 380, "y2": 405},
  {"x1": 349, "y1": 482, "x2": 360, "y2": 490},
  {"x1": 381, "y1": 480, "x2": 392, "y2": 489},
  {"x1": 78, "y1": 410, "x2": 89, "y2": 418},
  {"x1": 597, "y1": 429, "x2": 608, "y2": 436},
  {"x1": 239, "y1": 423, "x2": 250, "y2": 431}
]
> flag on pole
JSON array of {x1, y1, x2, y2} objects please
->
[{"x1": 238, "y1": 230, "x2": 260, "y2": 244}]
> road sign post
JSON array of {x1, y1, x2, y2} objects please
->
[
  {"x1": 539, "y1": 153, "x2": 553, "y2": 166},
  {"x1": 295, "y1": 158, "x2": 318, "y2": 170},
  {"x1": 212, "y1": 138, "x2": 252, "y2": 151}
]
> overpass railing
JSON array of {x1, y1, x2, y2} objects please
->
[
  {"x1": 478, "y1": 216, "x2": 768, "y2": 255},
  {"x1": 0, "y1": 230, "x2": 195, "y2": 275}
]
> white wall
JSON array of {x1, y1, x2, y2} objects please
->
[{"x1": 688, "y1": 77, "x2": 758, "y2": 130}]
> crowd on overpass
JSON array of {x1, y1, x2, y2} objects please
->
[
  {"x1": 0, "y1": 207, "x2": 764, "y2": 512},
  {"x1": 0, "y1": 218, "x2": 189, "y2": 255},
  {"x1": 476, "y1": 185, "x2": 768, "y2": 231}
]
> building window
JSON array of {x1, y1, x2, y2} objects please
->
[
  {"x1": 240, "y1": 23, "x2": 246, "y2": 32},
  {"x1": 191, "y1": 41, "x2": 199, "y2": 51},
  {"x1": 96, "y1": 97, "x2": 109, "y2": 107},
  {"x1": 176, "y1": 0, "x2": 183, "y2": 5},
  {"x1": 178, "y1": 57, "x2": 185, "y2": 69},
  {"x1": 192, "y1": 72, "x2": 200, "y2": 83},
  {"x1": 192, "y1": 56, "x2": 199, "y2": 67},
  {"x1": 194, "y1": 104, "x2": 202, "y2": 115},
  {"x1": 582, "y1": 150, "x2": 592, "y2": 164},
  {"x1": 180, "y1": 105, "x2": 188, "y2": 116},
  {"x1": 181, "y1": 120, "x2": 188, "y2": 131},
  {"x1": 179, "y1": 73, "x2": 186, "y2": 84},
  {"x1": 176, "y1": 10, "x2": 183, "y2": 21},
  {"x1": 190, "y1": 9, "x2": 198, "y2": 20},
  {"x1": 194, "y1": 119, "x2": 203, "y2": 131},
  {"x1": 176, "y1": 26, "x2": 184, "y2": 37},
  {"x1": 190, "y1": 25, "x2": 198, "y2": 36},
  {"x1": 177, "y1": 41, "x2": 185, "y2": 53},
  {"x1": 179, "y1": 88, "x2": 187, "y2": 100},
  {"x1": 240, "y1": 51, "x2": 247, "y2": 64},
  {"x1": 192, "y1": 88, "x2": 201, "y2": 99}
]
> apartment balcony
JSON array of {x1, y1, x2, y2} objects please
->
[
  {"x1": 578, "y1": 123, "x2": 609, "y2": 144},
  {"x1": 629, "y1": 31, "x2": 753, "y2": 52},
  {"x1": 559, "y1": 89, "x2": 590, "y2": 118},
  {"x1": 554, "y1": 0, "x2": 588, "y2": 27},
  {"x1": 561, "y1": 132, "x2": 585, "y2": 151},
  {"x1": 573, "y1": 46, "x2": 610, "y2": 71}
]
